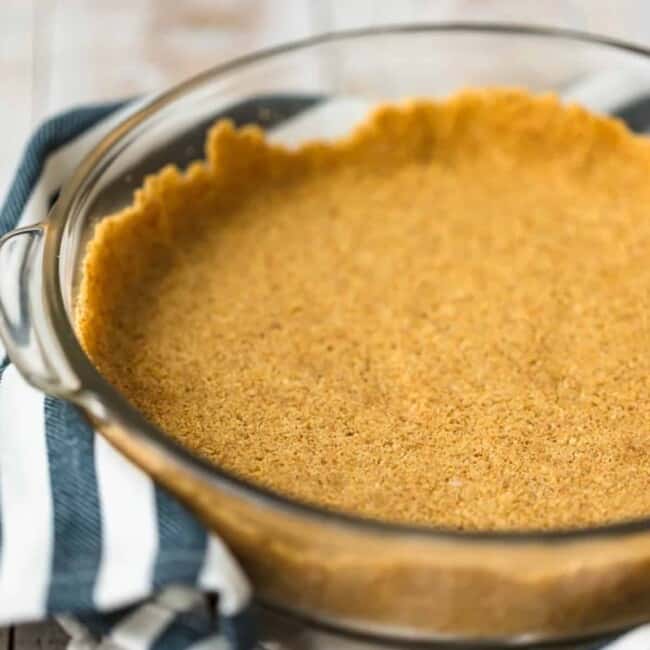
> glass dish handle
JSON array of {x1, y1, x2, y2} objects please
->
[{"x1": 0, "y1": 224, "x2": 80, "y2": 395}]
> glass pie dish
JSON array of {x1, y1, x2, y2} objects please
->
[{"x1": 4, "y1": 24, "x2": 650, "y2": 648}]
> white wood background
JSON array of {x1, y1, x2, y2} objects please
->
[{"x1": 2, "y1": 1, "x2": 650, "y2": 648}]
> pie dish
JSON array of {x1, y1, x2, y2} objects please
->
[{"x1": 5, "y1": 26, "x2": 650, "y2": 647}]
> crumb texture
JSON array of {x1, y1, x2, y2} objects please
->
[{"x1": 77, "y1": 89, "x2": 650, "y2": 530}]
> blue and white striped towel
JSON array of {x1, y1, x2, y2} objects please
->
[{"x1": 4, "y1": 84, "x2": 650, "y2": 650}]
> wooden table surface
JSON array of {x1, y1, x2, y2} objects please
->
[{"x1": 2, "y1": 1, "x2": 650, "y2": 647}]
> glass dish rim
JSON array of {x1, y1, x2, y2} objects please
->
[{"x1": 46, "y1": 22, "x2": 650, "y2": 544}]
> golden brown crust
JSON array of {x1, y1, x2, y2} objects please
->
[{"x1": 77, "y1": 88, "x2": 650, "y2": 530}]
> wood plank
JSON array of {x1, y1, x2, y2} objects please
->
[
  {"x1": 12, "y1": 622, "x2": 67, "y2": 650},
  {"x1": 320, "y1": 0, "x2": 650, "y2": 42},
  {"x1": 0, "y1": 0, "x2": 34, "y2": 201},
  {"x1": 30, "y1": 0, "x2": 57, "y2": 127},
  {"x1": 45, "y1": 0, "x2": 316, "y2": 116},
  {"x1": 0, "y1": 628, "x2": 10, "y2": 650}
]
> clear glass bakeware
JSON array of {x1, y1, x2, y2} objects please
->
[{"x1": 4, "y1": 25, "x2": 650, "y2": 647}]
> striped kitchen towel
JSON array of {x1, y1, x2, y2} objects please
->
[{"x1": 3, "y1": 81, "x2": 650, "y2": 650}]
